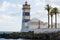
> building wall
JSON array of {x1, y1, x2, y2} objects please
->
[
  {"x1": 34, "y1": 28, "x2": 60, "y2": 33},
  {"x1": 28, "y1": 19, "x2": 48, "y2": 31}
]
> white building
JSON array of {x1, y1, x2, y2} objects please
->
[
  {"x1": 27, "y1": 18, "x2": 60, "y2": 33},
  {"x1": 28, "y1": 18, "x2": 48, "y2": 31}
]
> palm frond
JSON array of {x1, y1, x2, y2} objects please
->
[{"x1": 45, "y1": 4, "x2": 52, "y2": 11}]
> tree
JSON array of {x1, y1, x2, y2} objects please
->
[
  {"x1": 50, "y1": 9, "x2": 55, "y2": 28},
  {"x1": 45, "y1": 4, "x2": 52, "y2": 28},
  {"x1": 51, "y1": 7, "x2": 59, "y2": 28}
]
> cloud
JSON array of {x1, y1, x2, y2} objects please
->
[
  {"x1": 0, "y1": 1, "x2": 22, "y2": 11},
  {"x1": 0, "y1": 14, "x2": 21, "y2": 31},
  {"x1": 51, "y1": 5, "x2": 60, "y2": 8},
  {"x1": 30, "y1": 0, "x2": 48, "y2": 22},
  {"x1": 8, "y1": 11, "x2": 19, "y2": 16},
  {"x1": 17, "y1": 4, "x2": 22, "y2": 9},
  {"x1": 49, "y1": 0, "x2": 60, "y2": 2},
  {"x1": 0, "y1": 1, "x2": 22, "y2": 31},
  {"x1": 0, "y1": 1, "x2": 10, "y2": 11},
  {"x1": 49, "y1": 0, "x2": 56, "y2": 2},
  {"x1": 35, "y1": 2, "x2": 45, "y2": 7}
]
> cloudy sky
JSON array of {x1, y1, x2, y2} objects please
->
[{"x1": 0, "y1": 0, "x2": 60, "y2": 32}]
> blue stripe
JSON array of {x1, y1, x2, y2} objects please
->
[
  {"x1": 23, "y1": 12, "x2": 30, "y2": 16},
  {"x1": 23, "y1": 19, "x2": 30, "y2": 22}
]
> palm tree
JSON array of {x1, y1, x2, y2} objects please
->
[
  {"x1": 50, "y1": 9, "x2": 55, "y2": 28},
  {"x1": 52, "y1": 7, "x2": 59, "y2": 28},
  {"x1": 45, "y1": 4, "x2": 51, "y2": 28}
]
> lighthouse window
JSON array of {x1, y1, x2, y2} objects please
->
[
  {"x1": 24, "y1": 23, "x2": 27, "y2": 27},
  {"x1": 24, "y1": 19, "x2": 30, "y2": 22},
  {"x1": 24, "y1": 12, "x2": 30, "y2": 16}
]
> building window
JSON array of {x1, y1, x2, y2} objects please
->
[
  {"x1": 23, "y1": 12, "x2": 30, "y2": 16},
  {"x1": 24, "y1": 19, "x2": 30, "y2": 22},
  {"x1": 24, "y1": 23, "x2": 27, "y2": 27}
]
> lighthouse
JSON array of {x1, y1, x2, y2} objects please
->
[{"x1": 21, "y1": 1, "x2": 30, "y2": 32}]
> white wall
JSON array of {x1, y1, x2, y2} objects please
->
[{"x1": 34, "y1": 28, "x2": 60, "y2": 33}]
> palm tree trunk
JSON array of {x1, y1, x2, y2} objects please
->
[
  {"x1": 51, "y1": 15, "x2": 53, "y2": 28},
  {"x1": 48, "y1": 12, "x2": 50, "y2": 28},
  {"x1": 38, "y1": 20, "x2": 40, "y2": 29},
  {"x1": 55, "y1": 14, "x2": 57, "y2": 28}
]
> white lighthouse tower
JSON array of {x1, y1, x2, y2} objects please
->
[{"x1": 21, "y1": 1, "x2": 30, "y2": 32}]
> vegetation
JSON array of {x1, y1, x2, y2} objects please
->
[
  {"x1": 45, "y1": 4, "x2": 60, "y2": 28},
  {"x1": 0, "y1": 31, "x2": 60, "y2": 40},
  {"x1": 50, "y1": 8, "x2": 55, "y2": 28},
  {"x1": 51, "y1": 7, "x2": 59, "y2": 28},
  {"x1": 45, "y1": 4, "x2": 51, "y2": 28},
  {"x1": 49, "y1": 7, "x2": 59, "y2": 28}
]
